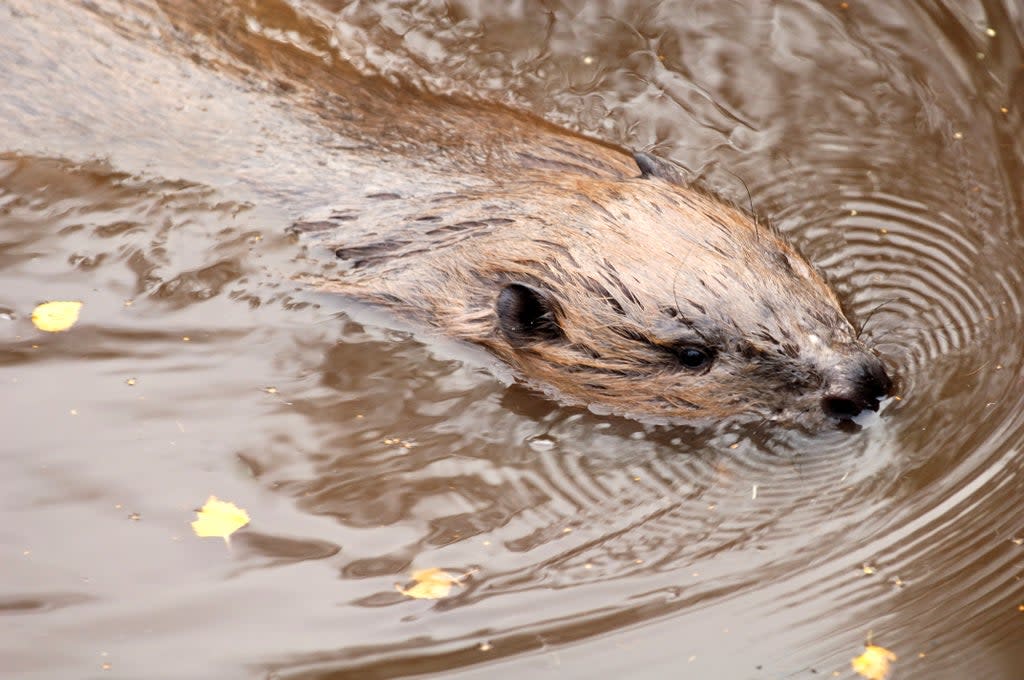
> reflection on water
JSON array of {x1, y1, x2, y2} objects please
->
[{"x1": 1, "y1": 1, "x2": 1022, "y2": 678}]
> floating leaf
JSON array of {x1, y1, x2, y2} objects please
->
[
  {"x1": 31, "y1": 301, "x2": 83, "y2": 332},
  {"x1": 191, "y1": 496, "x2": 250, "y2": 544},
  {"x1": 396, "y1": 567, "x2": 462, "y2": 600},
  {"x1": 852, "y1": 644, "x2": 896, "y2": 680}
]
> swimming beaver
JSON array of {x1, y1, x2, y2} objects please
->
[
  {"x1": 294, "y1": 144, "x2": 893, "y2": 427},
  {"x1": 2, "y1": 0, "x2": 892, "y2": 427}
]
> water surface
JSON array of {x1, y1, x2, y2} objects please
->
[{"x1": 1, "y1": 1, "x2": 1022, "y2": 678}]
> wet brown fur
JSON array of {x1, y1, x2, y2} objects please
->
[
  {"x1": 142, "y1": 0, "x2": 890, "y2": 425},
  {"x1": 297, "y1": 149, "x2": 881, "y2": 425}
]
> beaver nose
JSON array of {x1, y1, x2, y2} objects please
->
[{"x1": 821, "y1": 355, "x2": 893, "y2": 420}]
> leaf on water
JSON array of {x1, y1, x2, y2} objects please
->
[
  {"x1": 31, "y1": 301, "x2": 83, "y2": 332},
  {"x1": 396, "y1": 567, "x2": 462, "y2": 600},
  {"x1": 852, "y1": 644, "x2": 896, "y2": 680},
  {"x1": 191, "y1": 496, "x2": 250, "y2": 544}
]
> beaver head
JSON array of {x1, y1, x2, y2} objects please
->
[{"x1": 307, "y1": 151, "x2": 893, "y2": 428}]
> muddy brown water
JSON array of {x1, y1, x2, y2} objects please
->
[{"x1": 2, "y1": 1, "x2": 1023, "y2": 678}]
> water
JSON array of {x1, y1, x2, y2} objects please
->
[{"x1": 1, "y1": 1, "x2": 1022, "y2": 678}]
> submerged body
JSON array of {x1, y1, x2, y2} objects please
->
[{"x1": 2, "y1": 0, "x2": 892, "y2": 428}]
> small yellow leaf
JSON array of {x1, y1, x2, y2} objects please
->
[
  {"x1": 191, "y1": 496, "x2": 249, "y2": 543},
  {"x1": 31, "y1": 301, "x2": 83, "y2": 332},
  {"x1": 396, "y1": 567, "x2": 461, "y2": 600},
  {"x1": 852, "y1": 644, "x2": 896, "y2": 680}
]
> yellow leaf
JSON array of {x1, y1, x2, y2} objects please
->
[
  {"x1": 191, "y1": 496, "x2": 250, "y2": 544},
  {"x1": 396, "y1": 567, "x2": 461, "y2": 600},
  {"x1": 31, "y1": 301, "x2": 83, "y2": 332},
  {"x1": 852, "y1": 644, "x2": 896, "y2": 680}
]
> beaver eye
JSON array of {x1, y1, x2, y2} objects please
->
[{"x1": 673, "y1": 345, "x2": 714, "y2": 370}]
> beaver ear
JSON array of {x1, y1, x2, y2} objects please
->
[
  {"x1": 496, "y1": 283, "x2": 566, "y2": 346},
  {"x1": 634, "y1": 151, "x2": 686, "y2": 186}
]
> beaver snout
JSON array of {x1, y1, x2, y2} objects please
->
[{"x1": 820, "y1": 354, "x2": 893, "y2": 420}]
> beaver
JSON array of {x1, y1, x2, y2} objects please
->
[
  {"x1": 293, "y1": 143, "x2": 893, "y2": 427},
  {"x1": 1, "y1": 0, "x2": 892, "y2": 427}
]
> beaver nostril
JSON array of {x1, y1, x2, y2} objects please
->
[
  {"x1": 863, "y1": 357, "x2": 893, "y2": 399},
  {"x1": 821, "y1": 355, "x2": 893, "y2": 420},
  {"x1": 822, "y1": 395, "x2": 874, "y2": 419}
]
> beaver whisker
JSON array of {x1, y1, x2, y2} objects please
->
[
  {"x1": 856, "y1": 296, "x2": 908, "y2": 340},
  {"x1": 720, "y1": 167, "x2": 758, "y2": 244},
  {"x1": 671, "y1": 263, "x2": 684, "y2": 320}
]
